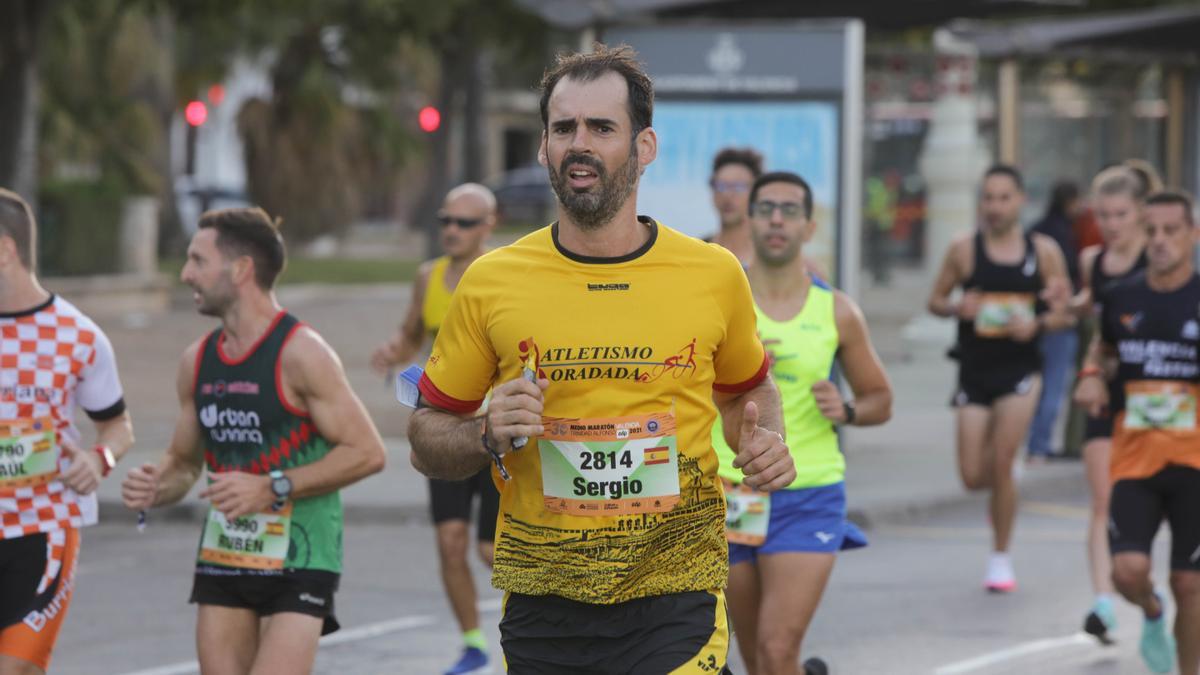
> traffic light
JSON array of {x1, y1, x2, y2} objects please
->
[
  {"x1": 185, "y1": 100, "x2": 208, "y2": 127},
  {"x1": 418, "y1": 106, "x2": 441, "y2": 133},
  {"x1": 207, "y1": 84, "x2": 226, "y2": 106}
]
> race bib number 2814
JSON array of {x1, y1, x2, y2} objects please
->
[{"x1": 538, "y1": 412, "x2": 680, "y2": 516}]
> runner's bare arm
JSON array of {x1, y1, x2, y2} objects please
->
[
  {"x1": 122, "y1": 341, "x2": 205, "y2": 509},
  {"x1": 1073, "y1": 330, "x2": 1117, "y2": 416},
  {"x1": 714, "y1": 375, "x2": 796, "y2": 491},
  {"x1": 820, "y1": 291, "x2": 893, "y2": 426},
  {"x1": 1072, "y1": 245, "x2": 1102, "y2": 316},
  {"x1": 280, "y1": 327, "x2": 387, "y2": 498},
  {"x1": 370, "y1": 262, "x2": 431, "y2": 374},
  {"x1": 91, "y1": 411, "x2": 134, "y2": 461},
  {"x1": 61, "y1": 411, "x2": 135, "y2": 496},
  {"x1": 409, "y1": 374, "x2": 547, "y2": 480},
  {"x1": 1032, "y1": 233, "x2": 1075, "y2": 331},
  {"x1": 928, "y1": 235, "x2": 969, "y2": 317}
]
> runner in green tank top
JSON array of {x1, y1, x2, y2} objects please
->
[
  {"x1": 121, "y1": 208, "x2": 386, "y2": 674},
  {"x1": 712, "y1": 172, "x2": 893, "y2": 675}
]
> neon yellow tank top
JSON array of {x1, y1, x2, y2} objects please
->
[
  {"x1": 422, "y1": 256, "x2": 454, "y2": 338},
  {"x1": 714, "y1": 278, "x2": 843, "y2": 489}
]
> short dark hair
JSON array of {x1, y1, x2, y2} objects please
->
[
  {"x1": 711, "y1": 147, "x2": 764, "y2": 179},
  {"x1": 0, "y1": 189, "x2": 36, "y2": 270},
  {"x1": 749, "y1": 171, "x2": 813, "y2": 219},
  {"x1": 984, "y1": 164, "x2": 1024, "y2": 192},
  {"x1": 539, "y1": 43, "x2": 653, "y2": 138},
  {"x1": 1045, "y1": 180, "x2": 1079, "y2": 218},
  {"x1": 1146, "y1": 190, "x2": 1195, "y2": 224},
  {"x1": 198, "y1": 207, "x2": 287, "y2": 289}
]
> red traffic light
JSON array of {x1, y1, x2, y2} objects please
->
[
  {"x1": 418, "y1": 106, "x2": 441, "y2": 133},
  {"x1": 207, "y1": 84, "x2": 226, "y2": 106},
  {"x1": 185, "y1": 100, "x2": 208, "y2": 127}
]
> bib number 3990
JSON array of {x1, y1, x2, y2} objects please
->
[
  {"x1": 198, "y1": 503, "x2": 292, "y2": 571},
  {"x1": 539, "y1": 412, "x2": 680, "y2": 516}
]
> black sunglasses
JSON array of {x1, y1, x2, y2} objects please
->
[{"x1": 437, "y1": 215, "x2": 484, "y2": 229}]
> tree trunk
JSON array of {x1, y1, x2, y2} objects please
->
[
  {"x1": 414, "y1": 45, "x2": 461, "y2": 259},
  {"x1": 146, "y1": 6, "x2": 185, "y2": 254},
  {"x1": 461, "y1": 44, "x2": 485, "y2": 183},
  {"x1": 0, "y1": 0, "x2": 52, "y2": 204}
]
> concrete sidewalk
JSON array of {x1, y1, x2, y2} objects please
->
[{"x1": 85, "y1": 269, "x2": 1086, "y2": 530}]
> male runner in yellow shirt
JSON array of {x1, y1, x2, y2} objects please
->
[{"x1": 407, "y1": 44, "x2": 796, "y2": 674}]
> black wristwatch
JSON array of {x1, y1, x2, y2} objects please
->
[
  {"x1": 269, "y1": 469, "x2": 292, "y2": 511},
  {"x1": 842, "y1": 401, "x2": 857, "y2": 426}
]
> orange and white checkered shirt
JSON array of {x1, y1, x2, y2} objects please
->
[{"x1": 0, "y1": 295, "x2": 124, "y2": 540}]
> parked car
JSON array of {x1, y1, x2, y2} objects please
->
[{"x1": 488, "y1": 164, "x2": 555, "y2": 227}]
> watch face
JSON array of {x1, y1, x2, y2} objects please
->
[{"x1": 272, "y1": 476, "x2": 291, "y2": 497}]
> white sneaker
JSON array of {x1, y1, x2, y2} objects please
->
[{"x1": 985, "y1": 552, "x2": 1016, "y2": 593}]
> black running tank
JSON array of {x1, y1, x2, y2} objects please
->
[
  {"x1": 956, "y1": 231, "x2": 1043, "y2": 371},
  {"x1": 1091, "y1": 247, "x2": 1148, "y2": 312}
]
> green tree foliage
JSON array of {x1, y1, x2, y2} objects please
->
[{"x1": 27, "y1": 0, "x2": 550, "y2": 261}]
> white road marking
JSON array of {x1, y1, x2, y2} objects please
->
[
  {"x1": 117, "y1": 598, "x2": 504, "y2": 675},
  {"x1": 933, "y1": 633, "x2": 1094, "y2": 674}
]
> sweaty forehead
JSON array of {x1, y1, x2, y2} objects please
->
[
  {"x1": 548, "y1": 72, "x2": 630, "y2": 125},
  {"x1": 756, "y1": 181, "x2": 806, "y2": 203}
]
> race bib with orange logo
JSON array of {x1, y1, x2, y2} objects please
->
[
  {"x1": 0, "y1": 417, "x2": 59, "y2": 491},
  {"x1": 1123, "y1": 381, "x2": 1198, "y2": 431},
  {"x1": 539, "y1": 412, "x2": 680, "y2": 516}
]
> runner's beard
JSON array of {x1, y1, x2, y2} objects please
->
[
  {"x1": 194, "y1": 277, "x2": 235, "y2": 317},
  {"x1": 549, "y1": 147, "x2": 640, "y2": 231}
]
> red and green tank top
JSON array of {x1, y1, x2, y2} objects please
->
[{"x1": 193, "y1": 312, "x2": 342, "y2": 574}]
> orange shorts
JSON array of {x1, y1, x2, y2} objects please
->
[{"x1": 0, "y1": 528, "x2": 80, "y2": 671}]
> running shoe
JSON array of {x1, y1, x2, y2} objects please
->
[
  {"x1": 1139, "y1": 605, "x2": 1175, "y2": 675},
  {"x1": 803, "y1": 656, "x2": 829, "y2": 675},
  {"x1": 984, "y1": 553, "x2": 1016, "y2": 593},
  {"x1": 444, "y1": 647, "x2": 491, "y2": 675},
  {"x1": 1083, "y1": 596, "x2": 1117, "y2": 645}
]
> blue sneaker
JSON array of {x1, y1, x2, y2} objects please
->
[
  {"x1": 1139, "y1": 608, "x2": 1175, "y2": 674},
  {"x1": 444, "y1": 647, "x2": 491, "y2": 675},
  {"x1": 1084, "y1": 597, "x2": 1118, "y2": 645}
]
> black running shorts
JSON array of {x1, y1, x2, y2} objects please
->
[
  {"x1": 428, "y1": 467, "x2": 500, "y2": 541},
  {"x1": 500, "y1": 590, "x2": 732, "y2": 674},
  {"x1": 951, "y1": 367, "x2": 1038, "y2": 407},
  {"x1": 1109, "y1": 464, "x2": 1200, "y2": 571},
  {"x1": 0, "y1": 529, "x2": 80, "y2": 671},
  {"x1": 1084, "y1": 413, "x2": 1114, "y2": 441},
  {"x1": 190, "y1": 567, "x2": 341, "y2": 635}
]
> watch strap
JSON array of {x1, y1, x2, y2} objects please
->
[{"x1": 93, "y1": 445, "x2": 115, "y2": 477}]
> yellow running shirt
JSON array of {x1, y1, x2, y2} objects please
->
[
  {"x1": 419, "y1": 218, "x2": 768, "y2": 603},
  {"x1": 422, "y1": 256, "x2": 454, "y2": 338}
]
